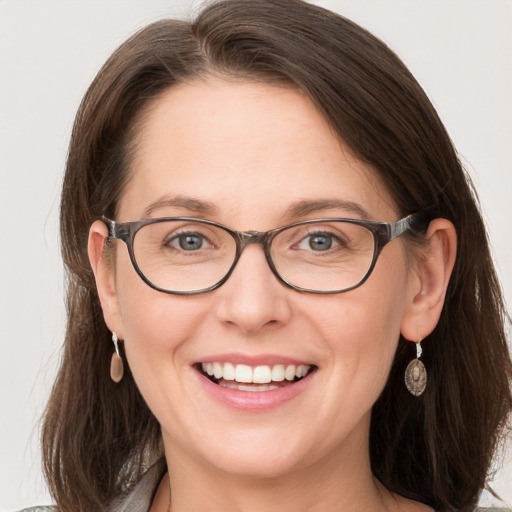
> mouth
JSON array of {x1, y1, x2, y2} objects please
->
[{"x1": 196, "y1": 362, "x2": 316, "y2": 392}]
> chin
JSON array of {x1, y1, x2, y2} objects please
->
[{"x1": 205, "y1": 448, "x2": 310, "y2": 480}]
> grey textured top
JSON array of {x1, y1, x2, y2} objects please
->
[
  {"x1": 18, "y1": 509, "x2": 55, "y2": 512},
  {"x1": 18, "y1": 459, "x2": 166, "y2": 512}
]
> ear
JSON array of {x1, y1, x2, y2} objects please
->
[
  {"x1": 400, "y1": 218, "x2": 457, "y2": 342},
  {"x1": 87, "y1": 220, "x2": 124, "y2": 339}
]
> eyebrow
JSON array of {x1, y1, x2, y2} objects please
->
[
  {"x1": 143, "y1": 195, "x2": 370, "y2": 221},
  {"x1": 143, "y1": 195, "x2": 218, "y2": 217},
  {"x1": 285, "y1": 199, "x2": 371, "y2": 220}
]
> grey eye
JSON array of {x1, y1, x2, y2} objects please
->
[
  {"x1": 173, "y1": 233, "x2": 205, "y2": 251},
  {"x1": 300, "y1": 233, "x2": 333, "y2": 251}
]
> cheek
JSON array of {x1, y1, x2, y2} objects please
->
[
  {"x1": 317, "y1": 249, "x2": 411, "y2": 392},
  {"x1": 358, "y1": 254, "x2": 410, "y2": 352},
  {"x1": 322, "y1": 294, "x2": 402, "y2": 380},
  {"x1": 112, "y1": 253, "x2": 205, "y2": 376}
]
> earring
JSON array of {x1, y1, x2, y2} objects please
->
[
  {"x1": 110, "y1": 332, "x2": 124, "y2": 383},
  {"x1": 404, "y1": 340, "x2": 427, "y2": 396}
]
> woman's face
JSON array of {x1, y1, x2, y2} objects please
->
[{"x1": 99, "y1": 80, "x2": 419, "y2": 478}]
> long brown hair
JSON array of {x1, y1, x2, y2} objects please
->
[{"x1": 42, "y1": 1, "x2": 512, "y2": 511}]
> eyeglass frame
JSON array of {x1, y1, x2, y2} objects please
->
[{"x1": 101, "y1": 210, "x2": 430, "y2": 295}]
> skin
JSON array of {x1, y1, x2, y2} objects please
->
[{"x1": 89, "y1": 80, "x2": 456, "y2": 512}]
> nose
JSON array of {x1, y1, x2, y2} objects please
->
[{"x1": 214, "y1": 244, "x2": 292, "y2": 334}]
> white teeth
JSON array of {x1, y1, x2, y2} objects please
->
[
  {"x1": 271, "y1": 364, "x2": 285, "y2": 381},
  {"x1": 299, "y1": 365, "x2": 309, "y2": 378},
  {"x1": 219, "y1": 381, "x2": 281, "y2": 392},
  {"x1": 285, "y1": 365, "x2": 296, "y2": 381},
  {"x1": 223, "y1": 362, "x2": 235, "y2": 381},
  {"x1": 235, "y1": 364, "x2": 252, "y2": 383},
  {"x1": 213, "y1": 362, "x2": 223, "y2": 379},
  {"x1": 201, "y1": 362, "x2": 312, "y2": 384},
  {"x1": 253, "y1": 365, "x2": 272, "y2": 384}
]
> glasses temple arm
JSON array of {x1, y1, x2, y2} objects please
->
[
  {"x1": 388, "y1": 208, "x2": 434, "y2": 240},
  {"x1": 101, "y1": 216, "x2": 118, "y2": 241},
  {"x1": 388, "y1": 214, "x2": 414, "y2": 240}
]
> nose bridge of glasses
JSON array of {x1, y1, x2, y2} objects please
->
[
  {"x1": 229, "y1": 230, "x2": 282, "y2": 287},
  {"x1": 236, "y1": 230, "x2": 271, "y2": 251}
]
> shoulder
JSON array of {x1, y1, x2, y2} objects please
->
[
  {"x1": 476, "y1": 509, "x2": 512, "y2": 511},
  {"x1": 17, "y1": 508, "x2": 57, "y2": 512},
  {"x1": 475, "y1": 508, "x2": 512, "y2": 511},
  {"x1": 108, "y1": 458, "x2": 166, "y2": 512},
  {"x1": 16, "y1": 461, "x2": 166, "y2": 512}
]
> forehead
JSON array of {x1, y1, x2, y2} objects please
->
[{"x1": 119, "y1": 79, "x2": 396, "y2": 226}]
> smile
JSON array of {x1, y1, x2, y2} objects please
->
[{"x1": 199, "y1": 362, "x2": 314, "y2": 392}]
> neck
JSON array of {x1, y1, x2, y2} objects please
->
[{"x1": 154, "y1": 424, "x2": 399, "y2": 512}]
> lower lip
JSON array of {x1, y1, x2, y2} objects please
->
[{"x1": 196, "y1": 370, "x2": 315, "y2": 411}]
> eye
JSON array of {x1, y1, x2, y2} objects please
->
[
  {"x1": 297, "y1": 232, "x2": 339, "y2": 251},
  {"x1": 167, "y1": 232, "x2": 208, "y2": 251}
]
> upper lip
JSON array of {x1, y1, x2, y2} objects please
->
[{"x1": 193, "y1": 353, "x2": 315, "y2": 367}]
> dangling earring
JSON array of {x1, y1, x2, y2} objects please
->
[
  {"x1": 110, "y1": 332, "x2": 124, "y2": 383},
  {"x1": 404, "y1": 340, "x2": 427, "y2": 396}
]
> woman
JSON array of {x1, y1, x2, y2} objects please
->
[{"x1": 30, "y1": 0, "x2": 511, "y2": 511}]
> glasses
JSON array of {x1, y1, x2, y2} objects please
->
[{"x1": 102, "y1": 212, "x2": 427, "y2": 295}]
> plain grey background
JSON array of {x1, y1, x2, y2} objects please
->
[{"x1": 1, "y1": 1, "x2": 511, "y2": 510}]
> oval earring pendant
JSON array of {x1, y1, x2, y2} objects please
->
[
  {"x1": 110, "y1": 351, "x2": 124, "y2": 383},
  {"x1": 405, "y1": 359, "x2": 427, "y2": 396}
]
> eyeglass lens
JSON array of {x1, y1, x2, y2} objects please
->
[{"x1": 131, "y1": 219, "x2": 375, "y2": 293}]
